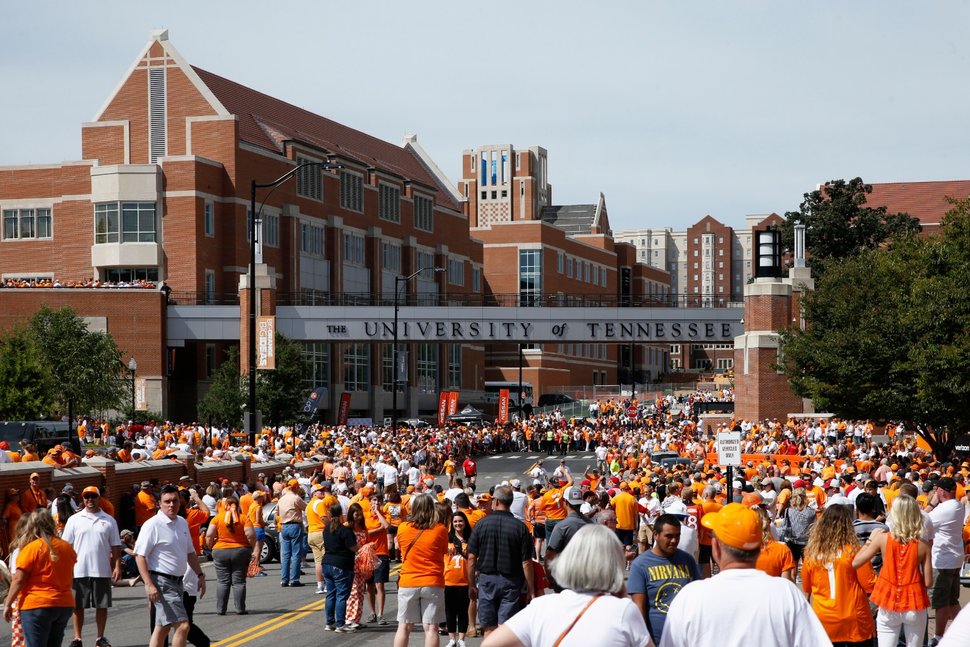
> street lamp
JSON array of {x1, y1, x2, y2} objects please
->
[
  {"x1": 248, "y1": 159, "x2": 342, "y2": 445},
  {"x1": 127, "y1": 357, "x2": 137, "y2": 420},
  {"x1": 391, "y1": 266, "x2": 445, "y2": 430}
]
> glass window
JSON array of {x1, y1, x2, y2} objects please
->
[
  {"x1": 343, "y1": 232, "x2": 365, "y2": 265},
  {"x1": 417, "y1": 251, "x2": 435, "y2": 272},
  {"x1": 382, "y1": 242, "x2": 401, "y2": 272},
  {"x1": 448, "y1": 258, "x2": 464, "y2": 286},
  {"x1": 303, "y1": 342, "x2": 330, "y2": 390},
  {"x1": 204, "y1": 202, "x2": 214, "y2": 237},
  {"x1": 263, "y1": 213, "x2": 279, "y2": 247},
  {"x1": 301, "y1": 223, "x2": 325, "y2": 256},
  {"x1": 472, "y1": 267, "x2": 481, "y2": 293},
  {"x1": 382, "y1": 344, "x2": 395, "y2": 391},
  {"x1": 557, "y1": 252, "x2": 564, "y2": 274},
  {"x1": 120, "y1": 202, "x2": 156, "y2": 242},
  {"x1": 95, "y1": 203, "x2": 120, "y2": 243},
  {"x1": 447, "y1": 344, "x2": 461, "y2": 388},
  {"x1": 519, "y1": 249, "x2": 542, "y2": 306},
  {"x1": 343, "y1": 344, "x2": 369, "y2": 391},
  {"x1": 103, "y1": 267, "x2": 159, "y2": 283},
  {"x1": 417, "y1": 343, "x2": 438, "y2": 393},
  {"x1": 2, "y1": 208, "x2": 52, "y2": 241},
  {"x1": 204, "y1": 269, "x2": 215, "y2": 304}
]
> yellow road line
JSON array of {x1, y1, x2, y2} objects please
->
[{"x1": 212, "y1": 599, "x2": 325, "y2": 647}]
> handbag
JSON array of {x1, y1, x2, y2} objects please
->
[
  {"x1": 246, "y1": 554, "x2": 262, "y2": 578},
  {"x1": 355, "y1": 541, "x2": 379, "y2": 579},
  {"x1": 781, "y1": 508, "x2": 795, "y2": 544}
]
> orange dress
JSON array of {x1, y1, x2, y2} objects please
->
[{"x1": 870, "y1": 535, "x2": 929, "y2": 612}]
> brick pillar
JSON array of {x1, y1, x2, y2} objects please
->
[
  {"x1": 86, "y1": 457, "x2": 117, "y2": 513},
  {"x1": 238, "y1": 265, "x2": 278, "y2": 375},
  {"x1": 734, "y1": 268, "x2": 814, "y2": 422}
]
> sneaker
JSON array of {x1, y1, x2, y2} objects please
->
[
  {"x1": 457, "y1": 640, "x2": 466, "y2": 647},
  {"x1": 928, "y1": 638, "x2": 941, "y2": 647},
  {"x1": 289, "y1": 581, "x2": 305, "y2": 587},
  {"x1": 367, "y1": 613, "x2": 377, "y2": 623},
  {"x1": 324, "y1": 625, "x2": 336, "y2": 631},
  {"x1": 316, "y1": 584, "x2": 326, "y2": 594},
  {"x1": 95, "y1": 639, "x2": 112, "y2": 647},
  {"x1": 280, "y1": 581, "x2": 289, "y2": 588},
  {"x1": 377, "y1": 615, "x2": 388, "y2": 626},
  {"x1": 446, "y1": 640, "x2": 456, "y2": 647},
  {"x1": 69, "y1": 641, "x2": 82, "y2": 647},
  {"x1": 335, "y1": 626, "x2": 356, "y2": 633}
]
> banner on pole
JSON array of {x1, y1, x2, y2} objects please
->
[
  {"x1": 498, "y1": 388, "x2": 510, "y2": 424},
  {"x1": 256, "y1": 316, "x2": 276, "y2": 369},
  {"x1": 437, "y1": 392, "x2": 449, "y2": 426},
  {"x1": 447, "y1": 391, "x2": 459, "y2": 415},
  {"x1": 336, "y1": 392, "x2": 352, "y2": 426},
  {"x1": 135, "y1": 377, "x2": 148, "y2": 411}
]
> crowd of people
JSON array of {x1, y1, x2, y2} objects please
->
[
  {"x1": 0, "y1": 278, "x2": 158, "y2": 289},
  {"x1": 3, "y1": 392, "x2": 970, "y2": 646}
]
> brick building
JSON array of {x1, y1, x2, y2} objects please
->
[
  {"x1": 458, "y1": 145, "x2": 671, "y2": 396},
  {"x1": 0, "y1": 29, "x2": 485, "y2": 422}
]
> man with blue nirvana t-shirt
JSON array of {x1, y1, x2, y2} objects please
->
[{"x1": 628, "y1": 513, "x2": 700, "y2": 645}]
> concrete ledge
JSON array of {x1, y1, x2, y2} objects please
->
[
  {"x1": 744, "y1": 280, "x2": 792, "y2": 298},
  {"x1": 734, "y1": 332, "x2": 780, "y2": 349}
]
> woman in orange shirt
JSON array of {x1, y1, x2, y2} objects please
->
[
  {"x1": 753, "y1": 507, "x2": 795, "y2": 581},
  {"x1": 444, "y1": 511, "x2": 471, "y2": 647},
  {"x1": 382, "y1": 490, "x2": 404, "y2": 561},
  {"x1": 801, "y1": 504, "x2": 876, "y2": 646},
  {"x1": 853, "y1": 495, "x2": 931, "y2": 647},
  {"x1": 394, "y1": 493, "x2": 449, "y2": 647},
  {"x1": 205, "y1": 496, "x2": 255, "y2": 615},
  {"x1": 2, "y1": 509, "x2": 77, "y2": 647}
]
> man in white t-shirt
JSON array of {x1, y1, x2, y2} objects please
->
[
  {"x1": 926, "y1": 477, "x2": 966, "y2": 644},
  {"x1": 659, "y1": 503, "x2": 831, "y2": 647},
  {"x1": 61, "y1": 486, "x2": 123, "y2": 647},
  {"x1": 508, "y1": 479, "x2": 528, "y2": 521}
]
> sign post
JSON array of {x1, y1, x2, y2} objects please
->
[{"x1": 717, "y1": 431, "x2": 742, "y2": 503}]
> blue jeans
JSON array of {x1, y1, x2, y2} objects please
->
[
  {"x1": 20, "y1": 606, "x2": 73, "y2": 647},
  {"x1": 280, "y1": 523, "x2": 303, "y2": 584},
  {"x1": 323, "y1": 564, "x2": 354, "y2": 628}
]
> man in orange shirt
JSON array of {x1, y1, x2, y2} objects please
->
[
  {"x1": 612, "y1": 482, "x2": 639, "y2": 549},
  {"x1": 21, "y1": 472, "x2": 48, "y2": 515},
  {"x1": 541, "y1": 471, "x2": 574, "y2": 537},
  {"x1": 134, "y1": 481, "x2": 158, "y2": 531},
  {"x1": 364, "y1": 493, "x2": 391, "y2": 625}
]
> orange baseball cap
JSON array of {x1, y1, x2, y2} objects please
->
[
  {"x1": 82, "y1": 486, "x2": 101, "y2": 496},
  {"x1": 741, "y1": 492, "x2": 763, "y2": 508},
  {"x1": 701, "y1": 503, "x2": 761, "y2": 550},
  {"x1": 287, "y1": 479, "x2": 299, "y2": 488}
]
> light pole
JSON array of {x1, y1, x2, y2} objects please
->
[
  {"x1": 248, "y1": 160, "x2": 342, "y2": 445},
  {"x1": 127, "y1": 357, "x2": 137, "y2": 420},
  {"x1": 391, "y1": 266, "x2": 444, "y2": 430}
]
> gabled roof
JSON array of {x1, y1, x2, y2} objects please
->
[
  {"x1": 192, "y1": 66, "x2": 461, "y2": 210},
  {"x1": 540, "y1": 204, "x2": 598, "y2": 235},
  {"x1": 866, "y1": 180, "x2": 970, "y2": 228}
]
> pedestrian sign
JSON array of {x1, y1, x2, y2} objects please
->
[{"x1": 717, "y1": 431, "x2": 742, "y2": 466}]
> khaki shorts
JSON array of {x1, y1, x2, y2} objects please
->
[
  {"x1": 308, "y1": 531, "x2": 325, "y2": 566},
  {"x1": 397, "y1": 586, "x2": 444, "y2": 625}
]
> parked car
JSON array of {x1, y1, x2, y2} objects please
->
[
  {"x1": 537, "y1": 393, "x2": 577, "y2": 407},
  {"x1": 0, "y1": 421, "x2": 79, "y2": 454},
  {"x1": 260, "y1": 501, "x2": 280, "y2": 564}
]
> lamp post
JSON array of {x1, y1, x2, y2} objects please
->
[
  {"x1": 248, "y1": 160, "x2": 342, "y2": 445},
  {"x1": 127, "y1": 357, "x2": 137, "y2": 420},
  {"x1": 391, "y1": 266, "x2": 445, "y2": 430}
]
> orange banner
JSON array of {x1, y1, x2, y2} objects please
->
[
  {"x1": 437, "y1": 392, "x2": 449, "y2": 426},
  {"x1": 498, "y1": 389, "x2": 510, "y2": 424},
  {"x1": 447, "y1": 391, "x2": 459, "y2": 415},
  {"x1": 337, "y1": 392, "x2": 351, "y2": 426}
]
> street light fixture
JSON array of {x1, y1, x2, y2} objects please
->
[
  {"x1": 127, "y1": 357, "x2": 137, "y2": 420},
  {"x1": 391, "y1": 266, "x2": 445, "y2": 430},
  {"x1": 248, "y1": 159, "x2": 342, "y2": 445}
]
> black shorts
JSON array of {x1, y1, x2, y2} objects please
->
[
  {"x1": 614, "y1": 528, "x2": 634, "y2": 546},
  {"x1": 366, "y1": 555, "x2": 391, "y2": 584},
  {"x1": 73, "y1": 576, "x2": 112, "y2": 609},
  {"x1": 533, "y1": 524, "x2": 546, "y2": 540}
]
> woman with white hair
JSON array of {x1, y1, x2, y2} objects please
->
[{"x1": 482, "y1": 524, "x2": 650, "y2": 647}]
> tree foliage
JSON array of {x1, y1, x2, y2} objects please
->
[
  {"x1": 0, "y1": 326, "x2": 55, "y2": 419},
  {"x1": 780, "y1": 198, "x2": 970, "y2": 458},
  {"x1": 197, "y1": 334, "x2": 309, "y2": 428},
  {"x1": 777, "y1": 177, "x2": 922, "y2": 274}
]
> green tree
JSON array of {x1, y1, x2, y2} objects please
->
[
  {"x1": 198, "y1": 346, "x2": 245, "y2": 428},
  {"x1": 197, "y1": 334, "x2": 308, "y2": 427},
  {"x1": 28, "y1": 306, "x2": 128, "y2": 417},
  {"x1": 0, "y1": 326, "x2": 55, "y2": 419},
  {"x1": 777, "y1": 177, "x2": 922, "y2": 274},
  {"x1": 780, "y1": 198, "x2": 970, "y2": 458}
]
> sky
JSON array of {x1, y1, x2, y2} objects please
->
[{"x1": 3, "y1": 2, "x2": 969, "y2": 232}]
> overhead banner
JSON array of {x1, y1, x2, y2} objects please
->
[
  {"x1": 256, "y1": 316, "x2": 276, "y2": 369},
  {"x1": 301, "y1": 387, "x2": 328, "y2": 418},
  {"x1": 437, "y1": 392, "x2": 449, "y2": 426},
  {"x1": 497, "y1": 388, "x2": 510, "y2": 424},
  {"x1": 336, "y1": 392, "x2": 352, "y2": 426},
  {"x1": 447, "y1": 391, "x2": 459, "y2": 415}
]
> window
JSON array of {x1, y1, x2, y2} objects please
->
[
  {"x1": 204, "y1": 269, "x2": 215, "y2": 304},
  {"x1": 205, "y1": 344, "x2": 216, "y2": 378},
  {"x1": 95, "y1": 202, "x2": 156, "y2": 244},
  {"x1": 417, "y1": 251, "x2": 435, "y2": 273},
  {"x1": 3, "y1": 208, "x2": 52, "y2": 240},
  {"x1": 301, "y1": 223, "x2": 325, "y2": 256},
  {"x1": 382, "y1": 345, "x2": 396, "y2": 391},
  {"x1": 717, "y1": 358, "x2": 734, "y2": 370},
  {"x1": 303, "y1": 342, "x2": 330, "y2": 390},
  {"x1": 448, "y1": 258, "x2": 464, "y2": 285},
  {"x1": 296, "y1": 157, "x2": 322, "y2": 200},
  {"x1": 566, "y1": 257, "x2": 573, "y2": 278},
  {"x1": 601, "y1": 267, "x2": 608, "y2": 287},
  {"x1": 103, "y1": 267, "x2": 158, "y2": 283},
  {"x1": 583, "y1": 262, "x2": 590, "y2": 283},
  {"x1": 343, "y1": 232, "x2": 365, "y2": 265},
  {"x1": 447, "y1": 344, "x2": 461, "y2": 388},
  {"x1": 340, "y1": 172, "x2": 363, "y2": 211},
  {"x1": 204, "y1": 202, "x2": 214, "y2": 237},
  {"x1": 382, "y1": 242, "x2": 401, "y2": 272},
  {"x1": 379, "y1": 184, "x2": 400, "y2": 223},
  {"x1": 472, "y1": 267, "x2": 481, "y2": 293},
  {"x1": 414, "y1": 195, "x2": 433, "y2": 232},
  {"x1": 343, "y1": 344, "x2": 370, "y2": 391},
  {"x1": 557, "y1": 252, "x2": 564, "y2": 274},
  {"x1": 670, "y1": 344, "x2": 681, "y2": 354},
  {"x1": 417, "y1": 343, "x2": 438, "y2": 393},
  {"x1": 263, "y1": 213, "x2": 279, "y2": 247},
  {"x1": 519, "y1": 249, "x2": 542, "y2": 306}
]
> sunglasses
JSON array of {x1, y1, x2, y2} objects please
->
[{"x1": 83, "y1": 494, "x2": 100, "y2": 500}]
